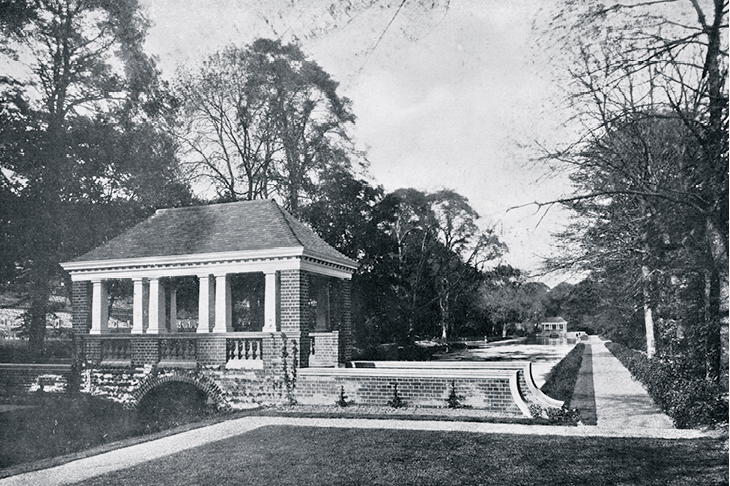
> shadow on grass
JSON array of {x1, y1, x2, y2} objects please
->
[{"x1": 0, "y1": 389, "x2": 219, "y2": 472}]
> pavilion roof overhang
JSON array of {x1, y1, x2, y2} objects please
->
[{"x1": 62, "y1": 247, "x2": 358, "y2": 281}]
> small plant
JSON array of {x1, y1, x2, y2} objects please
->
[
  {"x1": 335, "y1": 386, "x2": 349, "y2": 407},
  {"x1": 446, "y1": 380, "x2": 465, "y2": 409},
  {"x1": 529, "y1": 403, "x2": 581, "y2": 425},
  {"x1": 387, "y1": 383, "x2": 405, "y2": 409}
]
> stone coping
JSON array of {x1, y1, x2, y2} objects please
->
[
  {"x1": 0, "y1": 363, "x2": 72, "y2": 370},
  {"x1": 349, "y1": 360, "x2": 531, "y2": 369},
  {"x1": 299, "y1": 367, "x2": 518, "y2": 379}
]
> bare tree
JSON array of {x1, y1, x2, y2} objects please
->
[{"x1": 535, "y1": 0, "x2": 727, "y2": 373}]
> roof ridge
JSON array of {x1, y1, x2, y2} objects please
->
[
  {"x1": 274, "y1": 202, "x2": 306, "y2": 247},
  {"x1": 155, "y1": 199, "x2": 271, "y2": 214}
]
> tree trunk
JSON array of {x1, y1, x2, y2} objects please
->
[
  {"x1": 704, "y1": 218, "x2": 728, "y2": 382},
  {"x1": 640, "y1": 206, "x2": 656, "y2": 358},
  {"x1": 27, "y1": 271, "x2": 51, "y2": 361},
  {"x1": 641, "y1": 270, "x2": 656, "y2": 358},
  {"x1": 439, "y1": 291, "x2": 449, "y2": 340}
]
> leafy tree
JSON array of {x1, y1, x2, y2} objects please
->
[
  {"x1": 173, "y1": 38, "x2": 358, "y2": 215},
  {"x1": 383, "y1": 189, "x2": 505, "y2": 340},
  {"x1": 429, "y1": 190, "x2": 506, "y2": 339},
  {"x1": 0, "y1": 0, "x2": 191, "y2": 354},
  {"x1": 479, "y1": 266, "x2": 548, "y2": 338},
  {"x1": 299, "y1": 167, "x2": 404, "y2": 346}
]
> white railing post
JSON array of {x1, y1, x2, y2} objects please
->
[
  {"x1": 197, "y1": 274, "x2": 214, "y2": 333},
  {"x1": 263, "y1": 271, "x2": 279, "y2": 332},
  {"x1": 90, "y1": 279, "x2": 108, "y2": 335},
  {"x1": 147, "y1": 277, "x2": 165, "y2": 334},
  {"x1": 213, "y1": 273, "x2": 232, "y2": 333},
  {"x1": 131, "y1": 277, "x2": 146, "y2": 334}
]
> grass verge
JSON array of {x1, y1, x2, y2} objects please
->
[
  {"x1": 540, "y1": 342, "x2": 585, "y2": 405},
  {"x1": 72, "y1": 425, "x2": 728, "y2": 486},
  {"x1": 0, "y1": 392, "x2": 220, "y2": 471}
]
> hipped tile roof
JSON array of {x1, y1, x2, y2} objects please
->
[{"x1": 73, "y1": 199, "x2": 355, "y2": 265}]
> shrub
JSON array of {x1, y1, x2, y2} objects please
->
[
  {"x1": 0, "y1": 339, "x2": 73, "y2": 363},
  {"x1": 528, "y1": 403, "x2": 581, "y2": 425},
  {"x1": 387, "y1": 383, "x2": 405, "y2": 408},
  {"x1": 446, "y1": 380, "x2": 469, "y2": 409},
  {"x1": 606, "y1": 342, "x2": 728, "y2": 428},
  {"x1": 335, "y1": 386, "x2": 349, "y2": 407}
]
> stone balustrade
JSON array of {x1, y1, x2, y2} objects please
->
[{"x1": 225, "y1": 336, "x2": 264, "y2": 369}]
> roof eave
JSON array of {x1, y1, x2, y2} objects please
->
[
  {"x1": 61, "y1": 246, "x2": 358, "y2": 274},
  {"x1": 61, "y1": 247, "x2": 307, "y2": 273}
]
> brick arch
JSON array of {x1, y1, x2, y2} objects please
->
[{"x1": 131, "y1": 372, "x2": 227, "y2": 410}]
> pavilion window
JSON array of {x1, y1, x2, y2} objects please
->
[{"x1": 310, "y1": 275, "x2": 331, "y2": 332}]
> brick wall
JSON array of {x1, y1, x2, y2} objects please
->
[
  {"x1": 279, "y1": 269, "x2": 310, "y2": 334},
  {"x1": 72, "y1": 281, "x2": 92, "y2": 334},
  {"x1": 295, "y1": 371, "x2": 524, "y2": 414},
  {"x1": 131, "y1": 339, "x2": 159, "y2": 365},
  {"x1": 279, "y1": 270, "x2": 311, "y2": 368},
  {"x1": 84, "y1": 337, "x2": 101, "y2": 363},
  {"x1": 308, "y1": 332, "x2": 339, "y2": 367},
  {"x1": 339, "y1": 279, "x2": 352, "y2": 362},
  {"x1": 0, "y1": 364, "x2": 73, "y2": 396},
  {"x1": 296, "y1": 371, "x2": 524, "y2": 415},
  {"x1": 196, "y1": 336, "x2": 226, "y2": 366},
  {"x1": 73, "y1": 349, "x2": 532, "y2": 415}
]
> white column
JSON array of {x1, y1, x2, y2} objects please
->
[
  {"x1": 90, "y1": 279, "x2": 109, "y2": 335},
  {"x1": 197, "y1": 275, "x2": 214, "y2": 333},
  {"x1": 213, "y1": 273, "x2": 232, "y2": 333},
  {"x1": 263, "y1": 271, "x2": 279, "y2": 332},
  {"x1": 147, "y1": 277, "x2": 165, "y2": 334},
  {"x1": 169, "y1": 289, "x2": 178, "y2": 333},
  {"x1": 131, "y1": 278, "x2": 145, "y2": 334}
]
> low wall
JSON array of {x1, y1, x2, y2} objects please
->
[
  {"x1": 0, "y1": 363, "x2": 73, "y2": 396},
  {"x1": 348, "y1": 360, "x2": 563, "y2": 409},
  {"x1": 297, "y1": 368, "x2": 530, "y2": 416}
]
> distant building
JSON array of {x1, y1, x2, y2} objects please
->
[{"x1": 538, "y1": 317, "x2": 568, "y2": 338}]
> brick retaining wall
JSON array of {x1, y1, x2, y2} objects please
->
[
  {"x1": 296, "y1": 368, "x2": 528, "y2": 415},
  {"x1": 0, "y1": 363, "x2": 73, "y2": 396}
]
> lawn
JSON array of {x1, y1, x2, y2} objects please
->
[
  {"x1": 0, "y1": 391, "x2": 218, "y2": 470},
  {"x1": 72, "y1": 425, "x2": 728, "y2": 486}
]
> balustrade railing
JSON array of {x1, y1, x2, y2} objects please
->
[
  {"x1": 159, "y1": 338, "x2": 197, "y2": 361},
  {"x1": 226, "y1": 337, "x2": 263, "y2": 362},
  {"x1": 94, "y1": 334, "x2": 266, "y2": 368},
  {"x1": 100, "y1": 338, "x2": 131, "y2": 362}
]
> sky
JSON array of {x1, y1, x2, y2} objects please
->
[{"x1": 140, "y1": 0, "x2": 576, "y2": 285}]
